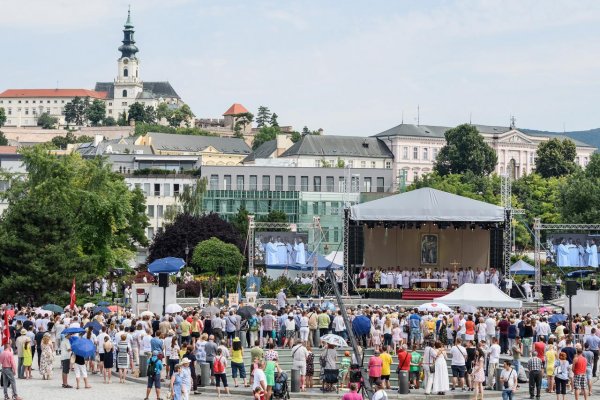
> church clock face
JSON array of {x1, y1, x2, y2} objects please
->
[{"x1": 123, "y1": 58, "x2": 129, "y2": 65}]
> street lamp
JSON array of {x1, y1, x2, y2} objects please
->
[{"x1": 185, "y1": 243, "x2": 189, "y2": 267}]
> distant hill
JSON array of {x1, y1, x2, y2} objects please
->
[{"x1": 522, "y1": 128, "x2": 600, "y2": 150}]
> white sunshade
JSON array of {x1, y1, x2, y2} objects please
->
[
  {"x1": 434, "y1": 283, "x2": 522, "y2": 308},
  {"x1": 350, "y1": 188, "x2": 504, "y2": 222}
]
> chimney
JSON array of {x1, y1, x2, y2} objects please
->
[
  {"x1": 94, "y1": 134, "x2": 103, "y2": 146},
  {"x1": 276, "y1": 134, "x2": 293, "y2": 156}
]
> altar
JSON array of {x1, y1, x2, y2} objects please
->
[{"x1": 412, "y1": 278, "x2": 446, "y2": 289}]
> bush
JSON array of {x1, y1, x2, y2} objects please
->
[{"x1": 191, "y1": 237, "x2": 244, "y2": 275}]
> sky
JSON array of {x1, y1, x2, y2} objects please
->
[{"x1": 1, "y1": 0, "x2": 599, "y2": 135}]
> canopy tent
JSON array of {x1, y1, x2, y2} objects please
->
[
  {"x1": 509, "y1": 259, "x2": 535, "y2": 275},
  {"x1": 350, "y1": 188, "x2": 504, "y2": 222},
  {"x1": 434, "y1": 283, "x2": 522, "y2": 308}
]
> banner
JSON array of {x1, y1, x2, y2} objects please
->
[{"x1": 70, "y1": 277, "x2": 76, "y2": 310}]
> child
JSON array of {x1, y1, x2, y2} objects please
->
[
  {"x1": 23, "y1": 338, "x2": 33, "y2": 379},
  {"x1": 392, "y1": 323, "x2": 402, "y2": 351},
  {"x1": 253, "y1": 386, "x2": 266, "y2": 400},
  {"x1": 340, "y1": 350, "x2": 352, "y2": 387},
  {"x1": 371, "y1": 325, "x2": 381, "y2": 348}
]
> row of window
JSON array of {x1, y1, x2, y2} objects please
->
[
  {"x1": 313, "y1": 159, "x2": 392, "y2": 169},
  {"x1": 134, "y1": 182, "x2": 186, "y2": 197},
  {"x1": 4, "y1": 107, "x2": 63, "y2": 116},
  {"x1": 402, "y1": 146, "x2": 439, "y2": 161},
  {"x1": 0, "y1": 99, "x2": 66, "y2": 104},
  {"x1": 209, "y1": 174, "x2": 386, "y2": 193}
]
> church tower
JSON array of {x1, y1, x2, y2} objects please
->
[{"x1": 113, "y1": 6, "x2": 143, "y2": 119}]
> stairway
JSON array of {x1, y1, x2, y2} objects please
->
[{"x1": 401, "y1": 289, "x2": 452, "y2": 301}]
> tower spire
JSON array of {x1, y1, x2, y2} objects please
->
[
  {"x1": 126, "y1": 5, "x2": 132, "y2": 26},
  {"x1": 119, "y1": 6, "x2": 138, "y2": 59}
]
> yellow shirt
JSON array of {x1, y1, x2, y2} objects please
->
[
  {"x1": 546, "y1": 350, "x2": 556, "y2": 375},
  {"x1": 232, "y1": 348, "x2": 244, "y2": 364},
  {"x1": 380, "y1": 352, "x2": 392, "y2": 376},
  {"x1": 426, "y1": 319, "x2": 436, "y2": 333},
  {"x1": 181, "y1": 320, "x2": 191, "y2": 337}
]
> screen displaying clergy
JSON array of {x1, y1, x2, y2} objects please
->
[
  {"x1": 552, "y1": 236, "x2": 599, "y2": 267},
  {"x1": 255, "y1": 232, "x2": 309, "y2": 266}
]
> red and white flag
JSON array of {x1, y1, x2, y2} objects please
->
[{"x1": 70, "y1": 277, "x2": 76, "y2": 310}]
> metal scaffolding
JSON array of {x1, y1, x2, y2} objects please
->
[{"x1": 501, "y1": 174, "x2": 512, "y2": 274}]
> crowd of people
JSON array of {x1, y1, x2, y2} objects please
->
[{"x1": 1, "y1": 296, "x2": 599, "y2": 400}]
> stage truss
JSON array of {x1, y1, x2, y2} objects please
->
[
  {"x1": 533, "y1": 219, "x2": 600, "y2": 295},
  {"x1": 247, "y1": 215, "x2": 326, "y2": 296}
]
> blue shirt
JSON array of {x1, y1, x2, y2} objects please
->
[
  {"x1": 147, "y1": 356, "x2": 163, "y2": 372},
  {"x1": 409, "y1": 314, "x2": 422, "y2": 330},
  {"x1": 180, "y1": 366, "x2": 192, "y2": 388},
  {"x1": 585, "y1": 335, "x2": 600, "y2": 351},
  {"x1": 151, "y1": 337, "x2": 163, "y2": 354}
]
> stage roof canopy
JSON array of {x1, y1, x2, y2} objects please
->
[
  {"x1": 434, "y1": 283, "x2": 523, "y2": 308},
  {"x1": 350, "y1": 188, "x2": 504, "y2": 222}
]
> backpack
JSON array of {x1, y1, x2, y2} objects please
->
[
  {"x1": 214, "y1": 356, "x2": 225, "y2": 374},
  {"x1": 147, "y1": 357, "x2": 158, "y2": 376}
]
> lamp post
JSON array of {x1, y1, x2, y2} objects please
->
[{"x1": 185, "y1": 243, "x2": 189, "y2": 267}]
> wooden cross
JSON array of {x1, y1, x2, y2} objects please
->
[{"x1": 450, "y1": 260, "x2": 461, "y2": 270}]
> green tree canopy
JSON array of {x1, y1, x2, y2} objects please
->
[
  {"x1": 37, "y1": 112, "x2": 58, "y2": 129},
  {"x1": 191, "y1": 237, "x2": 244, "y2": 275},
  {"x1": 64, "y1": 96, "x2": 91, "y2": 126},
  {"x1": 0, "y1": 132, "x2": 7, "y2": 146},
  {"x1": 169, "y1": 104, "x2": 194, "y2": 127},
  {"x1": 103, "y1": 116, "x2": 117, "y2": 126},
  {"x1": 512, "y1": 173, "x2": 562, "y2": 224},
  {"x1": 434, "y1": 124, "x2": 497, "y2": 176},
  {"x1": 256, "y1": 106, "x2": 271, "y2": 128},
  {"x1": 410, "y1": 171, "x2": 500, "y2": 205},
  {"x1": 0, "y1": 147, "x2": 148, "y2": 303},
  {"x1": 50, "y1": 131, "x2": 93, "y2": 149},
  {"x1": 231, "y1": 205, "x2": 250, "y2": 237},
  {"x1": 0, "y1": 107, "x2": 7, "y2": 127},
  {"x1": 534, "y1": 138, "x2": 577, "y2": 178},
  {"x1": 233, "y1": 112, "x2": 254, "y2": 136},
  {"x1": 86, "y1": 99, "x2": 106, "y2": 126},
  {"x1": 128, "y1": 102, "x2": 146, "y2": 123},
  {"x1": 252, "y1": 126, "x2": 281, "y2": 150},
  {"x1": 558, "y1": 172, "x2": 600, "y2": 223}
]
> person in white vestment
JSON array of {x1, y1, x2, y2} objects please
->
[
  {"x1": 286, "y1": 240, "x2": 294, "y2": 265},
  {"x1": 294, "y1": 238, "x2": 306, "y2": 264},
  {"x1": 577, "y1": 240, "x2": 587, "y2": 267},
  {"x1": 387, "y1": 271, "x2": 395, "y2": 289},
  {"x1": 380, "y1": 270, "x2": 388, "y2": 288},
  {"x1": 490, "y1": 270, "x2": 499, "y2": 287},
  {"x1": 567, "y1": 239, "x2": 580, "y2": 266},
  {"x1": 275, "y1": 237, "x2": 288, "y2": 265},
  {"x1": 266, "y1": 238, "x2": 279, "y2": 265},
  {"x1": 395, "y1": 270, "x2": 403, "y2": 288},
  {"x1": 402, "y1": 270, "x2": 411, "y2": 289},
  {"x1": 586, "y1": 239, "x2": 599, "y2": 268},
  {"x1": 476, "y1": 269, "x2": 485, "y2": 284},
  {"x1": 465, "y1": 268, "x2": 475, "y2": 284},
  {"x1": 432, "y1": 344, "x2": 450, "y2": 394},
  {"x1": 557, "y1": 240, "x2": 570, "y2": 267}
]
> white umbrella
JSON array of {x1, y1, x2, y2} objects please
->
[
  {"x1": 320, "y1": 334, "x2": 348, "y2": 347},
  {"x1": 417, "y1": 302, "x2": 452, "y2": 313},
  {"x1": 140, "y1": 310, "x2": 154, "y2": 317},
  {"x1": 165, "y1": 304, "x2": 183, "y2": 314},
  {"x1": 83, "y1": 302, "x2": 95, "y2": 309},
  {"x1": 460, "y1": 304, "x2": 478, "y2": 314}
]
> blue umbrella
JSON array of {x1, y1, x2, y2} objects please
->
[
  {"x1": 148, "y1": 257, "x2": 186, "y2": 274},
  {"x1": 84, "y1": 320, "x2": 103, "y2": 335},
  {"x1": 70, "y1": 337, "x2": 96, "y2": 358},
  {"x1": 93, "y1": 306, "x2": 111, "y2": 314},
  {"x1": 549, "y1": 314, "x2": 567, "y2": 324},
  {"x1": 14, "y1": 315, "x2": 28, "y2": 321},
  {"x1": 42, "y1": 304, "x2": 64, "y2": 313},
  {"x1": 62, "y1": 327, "x2": 86, "y2": 335},
  {"x1": 97, "y1": 301, "x2": 110, "y2": 306},
  {"x1": 352, "y1": 315, "x2": 371, "y2": 336}
]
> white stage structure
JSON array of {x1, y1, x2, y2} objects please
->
[{"x1": 434, "y1": 283, "x2": 523, "y2": 309}]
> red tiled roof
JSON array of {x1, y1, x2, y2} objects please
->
[
  {"x1": 0, "y1": 146, "x2": 18, "y2": 154},
  {"x1": 223, "y1": 103, "x2": 249, "y2": 116},
  {"x1": 0, "y1": 89, "x2": 107, "y2": 99}
]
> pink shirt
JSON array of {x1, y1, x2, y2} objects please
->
[
  {"x1": 0, "y1": 350, "x2": 17, "y2": 373},
  {"x1": 368, "y1": 355, "x2": 383, "y2": 378},
  {"x1": 342, "y1": 392, "x2": 363, "y2": 400}
]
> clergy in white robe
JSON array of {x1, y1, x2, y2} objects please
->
[
  {"x1": 275, "y1": 238, "x2": 288, "y2": 265},
  {"x1": 266, "y1": 240, "x2": 279, "y2": 265},
  {"x1": 587, "y1": 240, "x2": 599, "y2": 268},
  {"x1": 465, "y1": 268, "x2": 475, "y2": 284},
  {"x1": 402, "y1": 270, "x2": 411, "y2": 289},
  {"x1": 387, "y1": 271, "x2": 395, "y2": 289},
  {"x1": 476, "y1": 270, "x2": 486, "y2": 284},
  {"x1": 380, "y1": 270, "x2": 388, "y2": 288},
  {"x1": 577, "y1": 242, "x2": 587, "y2": 267},
  {"x1": 294, "y1": 239, "x2": 306, "y2": 264},
  {"x1": 490, "y1": 271, "x2": 499, "y2": 287},
  {"x1": 286, "y1": 242, "x2": 294, "y2": 264},
  {"x1": 567, "y1": 241, "x2": 580, "y2": 266},
  {"x1": 557, "y1": 242, "x2": 570, "y2": 267},
  {"x1": 395, "y1": 271, "x2": 403, "y2": 288}
]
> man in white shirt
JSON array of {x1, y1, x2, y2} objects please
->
[
  {"x1": 450, "y1": 338, "x2": 468, "y2": 391},
  {"x1": 499, "y1": 360, "x2": 518, "y2": 397},
  {"x1": 252, "y1": 360, "x2": 267, "y2": 391},
  {"x1": 522, "y1": 281, "x2": 533, "y2": 302},
  {"x1": 485, "y1": 316, "x2": 496, "y2": 344},
  {"x1": 487, "y1": 337, "x2": 501, "y2": 389},
  {"x1": 333, "y1": 311, "x2": 346, "y2": 340}
]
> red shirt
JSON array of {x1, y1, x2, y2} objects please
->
[
  {"x1": 534, "y1": 341, "x2": 546, "y2": 361},
  {"x1": 397, "y1": 349, "x2": 412, "y2": 371},
  {"x1": 573, "y1": 355, "x2": 587, "y2": 375}
]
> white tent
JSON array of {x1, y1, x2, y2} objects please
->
[
  {"x1": 349, "y1": 188, "x2": 504, "y2": 222},
  {"x1": 509, "y1": 259, "x2": 535, "y2": 275},
  {"x1": 434, "y1": 283, "x2": 522, "y2": 308}
]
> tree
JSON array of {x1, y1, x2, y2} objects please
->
[
  {"x1": 585, "y1": 153, "x2": 600, "y2": 179},
  {"x1": 410, "y1": 172, "x2": 500, "y2": 205},
  {"x1": 178, "y1": 177, "x2": 207, "y2": 216},
  {"x1": 50, "y1": 132, "x2": 94, "y2": 149},
  {"x1": 86, "y1": 99, "x2": 106, "y2": 126},
  {"x1": 156, "y1": 102, "x2": 172, "y2": 122},
  {"x1": 290, "y1": 131, "x2": 301, "y2": 143},
  {"x1": 559, "y1": 172, "x2": 600, "y2": 223},
  {"x1": 256, "y1": 106, "x2": 271, "y2": 128},
  {"x1": 145, "y1": 106, "x2": 157, "y2": 124},
  {"x1": 233, "y1": 112, "x2": 254, "y2": 136},
  {"x1": 0, "y1": 147, "x2": 148, "y2": 303},
  {"x1": 169, "y1": 104, "x2": 194, "y2": 127},
  {"x1": 64, "y1": 96, "x2": 91, "y2": 126},
  {"x1": 104, "y1": 116, "x2": 117, "y2": 126},
  {"x1": 36, "y1": 112, "x2": 58, "y2": 129},
  {"x1": 128, "y1": 102, "x2": 146, "y2": 123},
  {"x1": 191, "y1": 237, "x2": 244, "y2": 275},
  {"x1": 147, "y1": 212, "x2": 243, "y2": 263},
  {"x1": 252, "y1": 126, "x2": 280, "y2": 150},
  {"x1": 434, "y1": 124, "x2": 497, "y2": 176},
  {"x1": 231, "y1": 205, "x2": 250, "y2": 237},
  {"x1": 0, "y1": 107, "x2": 6, "y2": 127},
  {"x1": 270, "y1": 113, "x2": 279, "y2": 127},
  {"x1": 535, "y1": 138, "x2": 577, "y2": 178},
  {"x1": 512, "y1": 173, "x2": 562, "y2": 224},
  {"x1": 117, "y1": 112, "x2": 128, "y2": 126}
]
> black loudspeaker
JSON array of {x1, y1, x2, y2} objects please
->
[
  {"x1": 348, "y1": 221, "x2": 364, "y2": 267},
  {"x1": 158, "y1": 272, "x2": 169, "y2": 288},
  {"x1": 565, "y1": 280, "x2": 578, "y2": 296},
  {"x1": 489, "y1": 228, "x2": 504, "y2": 271}
]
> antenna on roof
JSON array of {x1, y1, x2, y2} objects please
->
[
  {"x1": 401, "y1": 110, "x2": 404, "y2": 124},
  {"x1": 510, "y1": 115, "x2": 516, "y2": 129},
  {"x1": 417, "y1": 105, "x2": 420, "y2": 126}
]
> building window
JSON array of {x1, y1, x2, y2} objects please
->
[
  {"x1": 121, "y1": 102, "x2": 127, "y2": 106},
  {"x1": 236, "y1": 175, "x2": 244, "y2": 190},
  {"x1": 249, "y1": 175, "x2": 257, "y2": 190},
  {"x1": 385, "y1": 161, "x2": 391, "y2": 169},
  {"x1": 314, "y1": 160, "x2": 321, "y2": 167},
  {"x1": 108, "y1": 102, "x2": 112, "y2": 106},
  {"x1": 163, "y1": 183, "x2": 171, "y2": 197},
  {"x1": 326, "y1": 176, "x2": 335, "y2": 192},
  {"x1": 433, "y1": 148, "x2": 439, "y2": 160},
  {"x1": 403, "y1": 147, "x2": 408, "y2": 159},
  {"x1": 360, "y1": 161, "x2": 366, "y2": 168},
  {"x1": 584, "y1": 157, "x2": 589, "y2": 166},
  {"x1": 124, "y1": 68, "x2": 128, "y2": 77},
  {"x1": 274, "y1": 175, "x2": 283, "y2": 191},
  {"x1": 338, "y1": 176, "x2": 346, "y2": 192},
  {"x1": 154, "y1": 183, "x2": 161, "y2": 196},
  {"x1": 363, "y1": 177, "x2": 372, "y2": 192},
  {"x1": 301, "y1": 176, "x2": 309, "y2": 191},
  {"x1": 371, "y1": 161, "x2": 376, "y2": 168},
  {"x1": 147, "y1": 227, "x2": 155, "y2": 240},
  {"x1": 210, "y1": 174, "x2": 219, "y2": 190},
  {"x1": 313, "y1": 176, "x2": 321, "y2": 192},
  {"x1": 333, "y1": 227, "x2": 340, "y2": 243},
  {"x1": 377, "y1": 177, "x2": 385, "y2": 192},
  {"x1": 413, "y1": 171, "x2": 419, "y2": 181},
  {"x1": 25, "y1": 109, "x2": 29, "y2": 115},
  {"x1": 122, "y1": 89, "x2": 128, "y2": 97},
  {"x1": 351, "y1": 176, "x2": 359, "y2": 192},
  {"x1": 147, "y1": 205, "x2": 155, "y2": 217},
  {"x1": 413, "y1": 147, "x2": 418, "y2": 160},
  {"x1": 157, "y1": 205, "x2": 164, "y2": 218},
  {"x1": 7, "y1": 109, "x2": 11, "y2": 115},
  {"x1": 287, "y1": 176, "x2": 296, "y2": 191},
  {"x1": 262, "y1": 175, "x2": 270, "y2": 190},
  {"x1": 174, "y1": 184, "x2": 180, "y2": 196},
  {"x1": 423, "y1": 148, "x2": 429, "y2": 160},
  {"x1": 46, "y1": 107, "x2": 50, "y2": 113},
  {"x1": 143, "y1": 183, "x2": 150, "y2": 196},
  {"x1": 223, "y1": 175, "x2": 232, "y2": 190}
]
